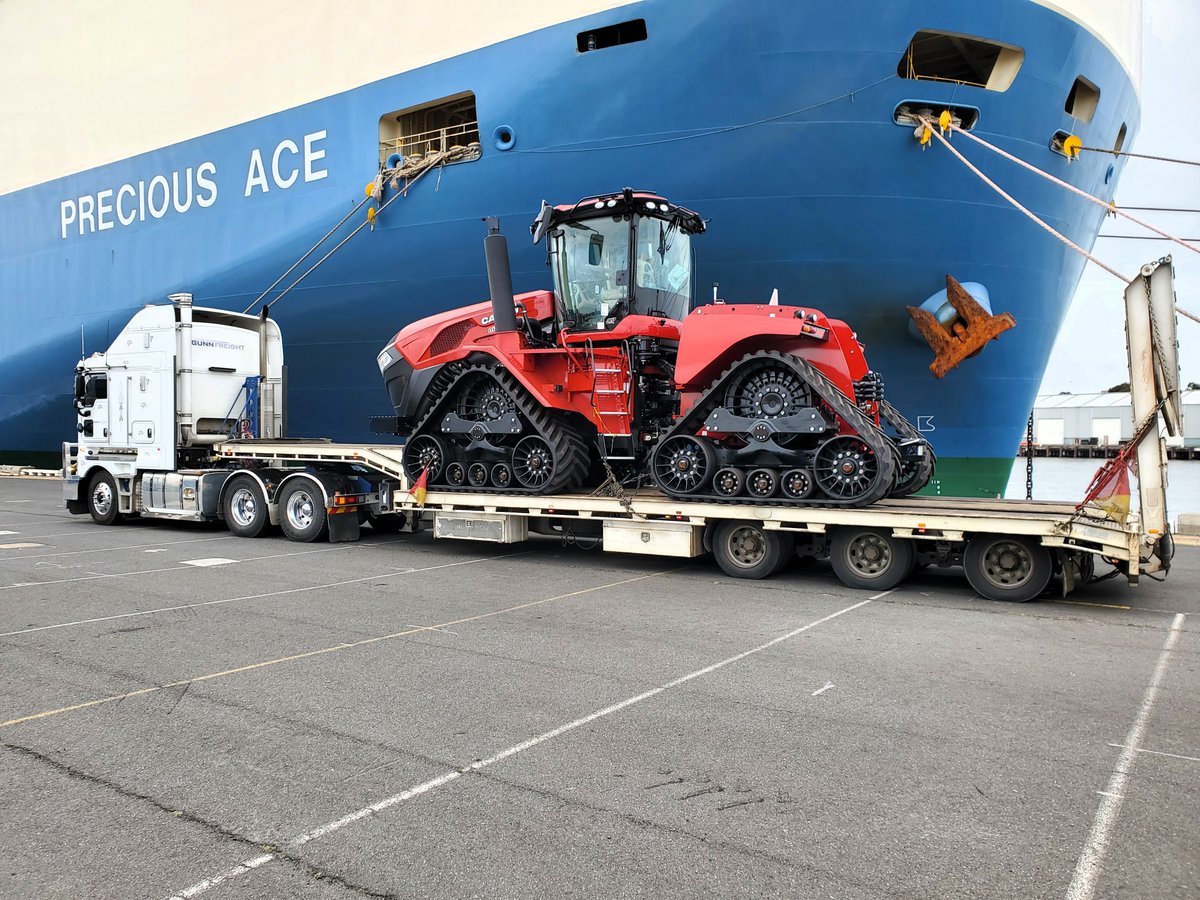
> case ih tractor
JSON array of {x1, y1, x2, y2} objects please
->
[{"x1": 378, "y1": 189, "x2": 932, "y2": 506}]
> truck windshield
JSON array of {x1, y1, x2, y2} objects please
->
[{"x1": 551, "y1": 213, "x2": 693, "y2": 330}]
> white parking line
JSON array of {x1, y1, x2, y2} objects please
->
[
  {"x1": 7, "y1": 535, "x2": 236, "y2": 561},
  {"x1": 1106, "y1": 743, "x2": 1200, "y2": 765},
  {"x1": 162, "y1": 591, "x2": 889, "y2": 900},
  {"x1": 0, "y1": 552, "x2": 505, "y2": 637},
  {"x1": 180, "y1": 558, "x2": 238, "y2": 568},
  {"x1": 1065, "y1": 612, "x2": 1186, "y2": 900}
]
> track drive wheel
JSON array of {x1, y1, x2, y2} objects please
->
[
  {"x1": 710, "y1": 520, "x2": 792, "y2": 579},
  {"x1": 652, "y1": 435, "x2": 716, "y2": 495},
  {"x1": 964, "y1": 534, "x2": 1052, "y2": 602},
  {"x1": 829, "y1": 528, "x2": 914, "y2": 591}
]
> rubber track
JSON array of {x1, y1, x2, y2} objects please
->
[
  {"x1": 652, "y1": 350, "x2": 900, "y2": 508},
  {"x1": 879, "y1": 399, "x2": 936, "y2": 497},
  {"x1": 404, "y1": 363, "x2": 591, "y2": 495}
]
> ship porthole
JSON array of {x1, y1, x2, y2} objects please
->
[{"x1": 493, "y1": 125, "x2": 516, "y2": 151}]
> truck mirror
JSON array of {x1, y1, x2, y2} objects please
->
[{"x1": 73, "y1": 374, "x2": 84, "y2": 402}]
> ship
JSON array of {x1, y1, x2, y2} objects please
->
[{"x1": 0, "y1": 0, "x2": 1142, "y2": 496}]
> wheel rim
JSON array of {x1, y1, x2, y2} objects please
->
[
  {"x1": 285, "y1": 488, "x2": 317, "y2": 530},
  {"x1": 713, "y1": 467, "x2": 743, "y2": 497},
  {"x1": 845, "y1": 533, "x2": 892, "y2": 577},
  {"x1": 92, "y1": 481, "x2": 113, "y2": 516},
  {"x1": 229, "y1": 487, "x2": 258, "y2": 527},
  {"x1": 654, "y1": 436, "x2": 713, "y2": 494},
  {"x1": 405, "y1": 435, "x2": 445, "y2": 481},
  {"x1": 746, "y1": 468, "x2": 777, "y2": 498},
  {"x1": 781, "y1": 468, "x2": 813, "y2": 500},
  {"x1": 457, "y1": 375, "x2": 515, "y2": 421},
  {"x1": 723, "y1": 525, "x2": 768, "y2": 570},
  {"x1": 513, "y1": 435, "x2": 555, "y2": 488},
  {"x1": 724, "y1": 364, "x2": 810, "y2": 447},
  {"x1": 981, "y1": 540, "x2": 1035, "y2": 588},
  {"x1": 491, "y1": 463, "x2": 513, "y2": 487},
  {"x1": 445, "y1": 463, "x2": 466, "y2": 486},
  {"x1": 814, "y1": 436, "x2": 879, "y2": 500},
  {"x1": 467, "y1": 462, "x2": 489, "y2": 487}
]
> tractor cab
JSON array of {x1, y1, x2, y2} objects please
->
[{"x1": 531, "y1": 188, "x2": 705, "y2": 333}]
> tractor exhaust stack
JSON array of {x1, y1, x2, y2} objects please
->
[{"x1": 483, "y1": 217, "x2": 519, "y2": 334}]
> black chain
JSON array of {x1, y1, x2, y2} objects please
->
[{"x1": 1025, "y1": 412, "x2": 1034, "y2": 500}]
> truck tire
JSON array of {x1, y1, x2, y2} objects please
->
[
  {"x1": 87, "y1": 471, "x2": 123, "y2": 525},
  {"x1": 710, "y1": 520, "x2": 789, "y2": 579},
  {"x1": 223, "y1": 475, "x2": 271, "y2": 538},
  {"x1": 964, "y1": 534, "x2": 1052, "y2": 602},
  {"x1": 278, "y1": 479, "x2": 328, "y2": 543},
  {"x1": 829, "y1": 527, "x2": 914, "y2": 591}
]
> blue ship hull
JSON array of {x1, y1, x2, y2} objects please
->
[{"x1": 0, "y1": 0, "x2": 1139, "y2": 495}]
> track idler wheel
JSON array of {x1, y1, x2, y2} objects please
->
[
  {"x1": 467, "y1": 462, "x2": 489, "y2": 488},
  {"x1": 404, "y1": 435, "x2": 447, "y2": 483},
  {"x1": 713, "y1": 467, "x2": 744, "y2": 497},
  {"x1": 813, "y1": 435, "x2": 881, "y2": 502},
  {"x1": 746, "y1": 468, "x2": 778, "y2": 498},
  {"x1": 445, "y1": 462, "x2": 466, "y2": 486},
  {"x1": 652, "y1": 435, "x2": 716, "y2": 495},
  {"x1": 781, "y1": 468, "x2": 814, "y2": 500},
  {"x1": 491, "y1": 462, "x2": 513, "y2": 488}
]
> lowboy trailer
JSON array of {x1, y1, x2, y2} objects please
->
[{"x1": 62, "y1": 259, "x2": 1181, "y2": 603}]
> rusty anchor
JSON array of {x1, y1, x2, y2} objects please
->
[{"x1": 907, "y1": 275, "x2": 1016, "y2": 379}]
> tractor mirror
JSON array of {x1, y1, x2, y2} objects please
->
[
  {"x1": 589, "y1": 234, "x2": 604, "y2": 266},
  {"x1": 73, "y1": 374, "x2": 85, "y2": 403}
]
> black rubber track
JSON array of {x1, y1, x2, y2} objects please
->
[
  {"x1": 880, "y1": 399, "x2": 937, "y2": 497},
  {"x1": 650, "y1": 350, "x2": 901, "y2": 508},
  {"x1": 403, "y1": 363, "x2": 592, "y2": 496}
]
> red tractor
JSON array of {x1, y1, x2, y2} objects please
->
[{"x1": 378, "y1": 188, "x2": 932, "y2": 505}]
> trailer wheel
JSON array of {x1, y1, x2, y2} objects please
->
[
  {"x1": 278, "y1": 479, "x2": 328, "y2": 543},
  {"x1": 711, "y1": 521, "x2": 789, "y2": 579},
  {"x1": 964, "y1": 535, "x2": 1052, "y2": 602},
  {"x1": 829, "y1": 528, "x2": 913, "y2": 591},
  {"x1": 223, "y1": 476, "x2": 271, "y2": 538},
  {"x1": 87, "y1": 471, "x2": 123, "y2": 526}
]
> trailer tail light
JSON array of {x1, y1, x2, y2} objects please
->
[{"x1": 328, "y1": 492, "x2": 367, "y2": 515}]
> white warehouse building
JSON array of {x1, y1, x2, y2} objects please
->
[{"x1": 1032, "y1": 390, "x2": 1199, "y2": 448}]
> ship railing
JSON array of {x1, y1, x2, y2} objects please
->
[{"x1": 378, "y1": 121, "x2": 482, "y2": 167}]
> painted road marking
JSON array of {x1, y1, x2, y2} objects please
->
[
  {"x1": 811, "y1": 682, "x2": 836, "y2": 696},
  {"x1": 1107, "y1": 743, "x2": 1200, "y2": 765},
  {"x1": 0, "y1": 543, "x2": 43, "y2": 550},
  {"x1": 0, "y1": 562, "x2": 662, "y2": 729},
  {"x1": 0, "y1": 530, "x2": 18, "y2": 535},
  {"x1": 1065, "y1": 612, "x2": 1186, "y2": 900},
  {"x1": 180, "y1": 558, "x2": 238, "y2": 568},
  {"x1": 10, "y1": 535, "x2": 235, "y2": 561},
  {"x1": 0, "y1": 545, "x2": 447, "y2": 634},
  {"x1": 144, "y1": 549, "x2": 168, "y2": 553},
  {"x1": 163, "y1": 592, "x2": 888, "y2": 900}
]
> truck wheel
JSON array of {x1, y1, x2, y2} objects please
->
[
  {"x1": 278, "y1": 479, "x2": 328, "y2": 542},
  {"x1": 711, "y1": 521, "x2": 788, "y2": 579},
  {"x1": 223, "y1": 476, "x2": 271, "y2": 538},
  {"x1": 829, "y1": 528, "x2": 913, "y2": 591},
  {"x1": 964, "y1": 535, "x2": 1052, "y2": 602},
  {"x1": 87, "y1": 471, "x2": 123, "y2": 525}
]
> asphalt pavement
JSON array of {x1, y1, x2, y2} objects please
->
[{"x1": 0, "y1": 476, "x2": 1195, "y2": 899}]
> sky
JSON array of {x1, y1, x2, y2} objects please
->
[{"x1": 1039, "y1": 0, "x2": 1200, "y2": 394}]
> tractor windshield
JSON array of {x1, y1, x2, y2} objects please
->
[
  {"x1": 551, "y1": 213, "x2": 692, "y2": 331},
  {"x1": 634, "y1": 215, "x2": 692, "y2": 319}
]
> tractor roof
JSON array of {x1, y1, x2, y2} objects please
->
[{"x1": 530, "y1": 187, "x2": 705, "y2": 243}]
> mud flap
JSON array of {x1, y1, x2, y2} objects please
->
[
  {"x1": 327, "y1": 511, "x2": 361, "y2": 543},
  {"x1": 907, "y1": 276, "x2": 1016, "y2": 378}
]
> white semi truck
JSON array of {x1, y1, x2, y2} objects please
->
[{"x1": 63, "y1": 261, "x2": 1181, "y2": 602}]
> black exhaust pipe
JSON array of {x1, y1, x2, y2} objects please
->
[{"x1": 483, "y1": 217, "x2": 519, "y2": 334}]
